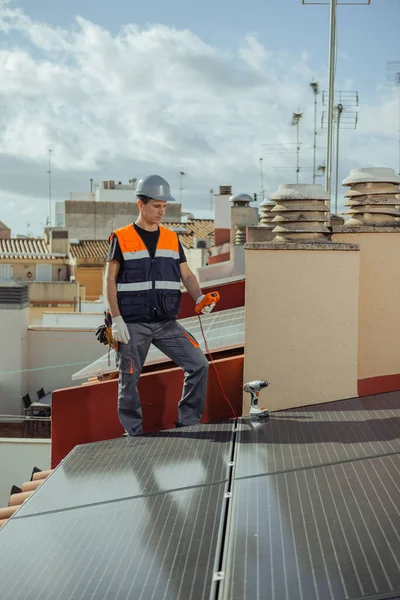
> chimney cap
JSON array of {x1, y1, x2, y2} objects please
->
[
  {"x1": 229, "y1": 193, "x2": 253, "y2": 204},
  {"x1": 342, "y1": 167, "x2": 400, "y2": 187},
  {"x1": 270, "y1": 183, "x2": 330, "y2": 202}
]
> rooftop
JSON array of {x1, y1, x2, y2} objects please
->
[
  {"x1": 0, "y1": 238, "x2": 62, "y2": 260},
  {"x1": 163, "y1": 219, "x2": 214, "y2": 248},
  {"x1": 69, "y1": 239, "x2": 109, "y2": 259}
]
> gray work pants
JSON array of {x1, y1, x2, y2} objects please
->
[{"x1": 116, "y1": 320, "x2": 209, "y2": 436}]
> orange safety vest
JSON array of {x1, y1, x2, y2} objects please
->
[{"x1": 110, "y1": 224, "x2": 182, "y2": 321}]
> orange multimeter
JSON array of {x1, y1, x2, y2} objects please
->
[{"x1": 195, "y1": 291, "x2": 220, "y2": 315}]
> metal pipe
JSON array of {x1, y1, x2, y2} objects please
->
[
  {"x1": 259, "y1": 158, "x2": 264, "y2": 198},
  {"x1": 334, "y1": 103, "x2": 343, "y2": 215},
  {"x1": 312, "y1": 84, "x2": 318, "y2": 184},
  {"x1": 296, "y1": 120, "x2": 300, "y2": 184},
  {"x1": 326, "y1": 0, "x2": 337, "y2": 211},
  {"x1": 48, "y1": 148, "x2": 52, "y2": 226},
  {"x1": 179, "y1": 171, "x2": 185, "y2": 204}
]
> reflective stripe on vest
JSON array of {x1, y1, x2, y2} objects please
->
[
  {"x1": 122, "y1": 249, "x2": 149, "y2": 261},
  {"x1": 117, "y1": 281, "x2": 152, "y2": 292},
  {"x1": 117, "y1": 280, "x2": 181, "y2": 292}
]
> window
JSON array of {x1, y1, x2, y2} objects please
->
[
  {"x1": 0, "y1": 264, "x2": 13, "y2": 281},
  {"x1": 35, "y1": 264, "x2": 52, "y2": 282}
]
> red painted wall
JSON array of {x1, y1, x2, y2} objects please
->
[
  {"x1": 209, "y1": 252, "x2": 230, "y2": 265},
  {"x1": 178, "y1": 278, "x2": 245, "y2": 318},
  {"x1": 358, "y1": 374, "x2": 400, "y2": 397},
  {"x1": 214, "y1": 229, "x2": 230, "y2": 246},
  {"x1": 51, "y1": 354, "x2": 244, "y2": 468}
]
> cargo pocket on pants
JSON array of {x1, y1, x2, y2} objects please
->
[
  {"x1": 181, "y1": 329, "x2": 200, "y2": 348},
  {"x1": 117, "y1": 353, "x2": 135, "y2": 375}
]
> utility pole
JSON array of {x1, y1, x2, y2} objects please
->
[
  {"x1": 326, "y1": 0, "x2": 337, "y2": 198},
  {"x1": 179, "y1": 171, "x2": 185, "y2": 205},
  {"x1": 310, "y1": 81, "x2": 319, "y2": 184},
  {"x1": 334, "y1": 103, "x2": 343, "y2": 215},
  {"x1": 301, "y1": 0, "x2": 371, "y2": 206},
  {"x1": 291, "y1": 112, "x2": 303, "y2": 184},
  {"x1": 47, "y1": 147, "x2": 53, "y2": 227}
]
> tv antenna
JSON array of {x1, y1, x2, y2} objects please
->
[
  {"x1": 322, "y1": 90, "x2": 358, "y2": 214},
  {"x1": 47, "y1": 146, "x2": 54, "y2": 227}
]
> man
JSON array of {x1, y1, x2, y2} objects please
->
[{"x1": 106, "y1": 174, "x2": 214, "y2": 436}]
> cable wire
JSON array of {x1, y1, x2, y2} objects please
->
[{"x1": 197, "y1": 315, "x2": 238, "y2": 419}]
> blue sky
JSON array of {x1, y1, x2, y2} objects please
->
[{"x1": 0, "y1": 0, "x2": 399, "y2": 234}]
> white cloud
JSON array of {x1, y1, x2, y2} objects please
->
[{"x1": 0, "y1": 2, "x2": 398, "y2": 234}]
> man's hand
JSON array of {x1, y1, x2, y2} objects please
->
[
  {"x1": 111, "y1": 316, "x2": 130, "y2": 344},
  {"x1": 195, "y1": 295, "x2": 215, "y2": 314}
]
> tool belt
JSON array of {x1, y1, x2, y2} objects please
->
[{"x1": 95, "y1": 311, "x2": 118, "y2": 351}]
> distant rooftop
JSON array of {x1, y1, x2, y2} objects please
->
[
  {"x1": 69, "y1": 239, "x2": 109, "y2": 259},
  {"x1": 0, "y1": 238, "x2": 62, "y2": 260},
  {"x1": 163, "y1": 219, "x2": 214, "y2": 249}
]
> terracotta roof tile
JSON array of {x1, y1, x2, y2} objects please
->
[
  {"x1": 69, "y1": 240, "x2": 109, "y2": 259},
  {"x1": 0, "y1": 469, "x2": 54, "y2": 528},
  {"x1": 0, "y1": 238, "x2": 59, "y2": 260},
  {"x1": 163, "y1": 220, "x2": 215, "y2": 249}
]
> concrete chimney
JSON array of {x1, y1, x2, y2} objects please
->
[
  {"x1": 342, "y1": 168, "x2": 400, "y2": 227},
  {"x1": 50, "y1": 230, "x2": 69, "y2": 255},
  {"x1": 214, "y1": 186, "x2": 233, "y2": 246},
  {"x1": 270, "y1": 184, "x2": 330, "y2": 242}
]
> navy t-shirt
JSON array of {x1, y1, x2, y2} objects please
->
[
  {"x1": 107, "y1": 224, "x2": 187, "y2": 264},
  {"x1": 107, "y1": 223, "x2": 186, "y2": 322}
]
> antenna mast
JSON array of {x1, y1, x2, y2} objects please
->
[{"x1": 47, "y1": 147, "x2": 53, "y2": 226}]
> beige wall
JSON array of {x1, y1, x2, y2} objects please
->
[
  {"x1": 64, "y1": 200, "x2": 182, "y2": 240},
  {"x1": 28, "y1": 281, "x2": 82, "y2": 304},
  {"x1": 332, "y1": 231, "x2": 400, "y2": 380},
  {"x1": 75, "y1": 267, "x2": 103, "y2": 301},
  {"x1": 243, "y1": 244, "x2": 360, "y2": 412},
  {"x1": 0, "y1": 261, "x2": 68, "y2": 282}
]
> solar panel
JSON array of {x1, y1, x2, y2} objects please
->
[
  {"x1": 14, "y1": 423, "x2": 235, "y2": 517},
  {"x1": 222, "y1": 454, "x2": 400, "y2": 600},
  {"x1": 235, "y1": 396, "x2": 400, "y2": 479},
  {"x1": 0, "y1": 484, "x2": 227, "y2": 600},
  {"x1": 72, "y1": 307, "x2": 244, "y2": 381}
]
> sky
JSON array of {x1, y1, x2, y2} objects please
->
[{"x1": 0, "y1": 0, "x2": 399, "y2": 236}]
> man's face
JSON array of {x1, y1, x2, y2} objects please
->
[{"x1": 138, "y1": 199, "x2": 167, "y2": 224}]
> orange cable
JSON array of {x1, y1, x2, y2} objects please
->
[{"x1": 198, "y1": 315, "x2": 238, "y2": 419}]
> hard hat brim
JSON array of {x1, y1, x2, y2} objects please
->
[{"x1": 137, "y1": 193, "x2": 176, "y2": 202}]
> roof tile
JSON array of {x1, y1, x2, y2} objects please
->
[
  {"x1": 163, "y1": 220, "x2": 214, "y2": 249},
  {"x1": 69, "y1": 240, "x2": 109, "y2": 259},
  {"x1": 0, "y1": 238, "x2": 57, "y2": 260}
]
